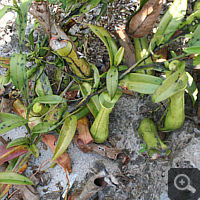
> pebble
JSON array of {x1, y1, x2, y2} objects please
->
[{"x1": 3, "y1": 47, "x2": 10, "y2": 53}]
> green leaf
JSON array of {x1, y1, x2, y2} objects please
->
[
  {"x1": 0, "y1": 5, "x2": 19, "y2": 19},
  {"x1": 31, "y1": 122, "x2": 58, "y2": 135},
  {"x1": 52, "y1": 114, "x2": 77, "y2": 160},
  {"x1": 90, "y1": 63, "x2": 100, "y2": 91},
  {"x1": 18, "y1": 0, "x2": 32, "y2": 52},
  {"x1": 30, "y1": 144, "x2": 39, "y2": 158},
  {"x1": 138, "y1": 148, "x2": 146, "y2": 153},
  {"x1": 114, "y1": 47, "x2": 125, "y2": 66},
  {"x1": 152, "y1": 68, "x2": 188, "y2": 103},
  {"x1": 140, "y1": 143, "x2": 147, "y2": 148},
  {"x1": 89, "y1": 25, "x2": 117, "y2": 66},
  {"x1": 0, "y1": 113, "x2": 28, "y2": 135},
  {"x1": 186, "y1": 72, "x2": 198, "y2": 106},
  {"x1": 118, "y1": 65, "x2": 128, "y2": 71},
  {"x1": 188, "y1": 25, "x2": 200, "y2": 47},
  {"x1": 183, "y1": 46, "x2": 200, "y2": 54},
  {"x1": 178, "y1": 9, "x2": 200, "y2": 32},
  {"x1": 150, "y1": 0, "x2": 183, "y2": 51},
  {"x1": 161, "y1": 0, "x2": 187, "y2": 44},
  {"x1": 80, "y1": 82, "x2": 100, "y2": 118},
  {"x1": 0, "y1": 172, "x2": 33, "y2": 185},
  {"x1": 35, "y1": 71, "x2": 53, "y2": 96},
  {"x1": 96, "y1": 2, "x2": 107, "y2": 21},
  {"x1": 106, "y1": 36, "x2": 118, "y2": 64},
  {"x1": 119, "y1": 73, "x2": 163, "y2": 94},
  {"x1": 28, "y1": 20, "x2": 40, "y2": 47},
  {"x1": 193, "y1": 54, "x2": 200, "y2": 66},
  {"x1": 32, "y1": 95, "x2": 66, "y2": 104},
  {"x1": 6, "y1": 137, "x2": 30, "y2": 149},
  {"x1": 10, "y1": 53, "x2": 26, "y2": 90},
  {"x1": 106, "y1": 66, "x2": 118, "y2": 100}
]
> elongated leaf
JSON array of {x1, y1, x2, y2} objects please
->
[
  {"x1": 28, "y1": 20, "x2": 40, "y2": 47},
  {"x1": 183, "y1": 46, "x2": 200, "y2": 54},
  {"x1": 178, "y1": 9, "x2": 200, "y2": 32},
  {"x1": 6, "y1": 137, "x2": 30, "y2": 149},
  {"x1": 186, "y1": 72, "x2": 198, "y2": 106},
  {"x1": 18, "y1": 0, "x2": 32, "y2": 51},
  {"x1": 30, "y1": 144, "x2": 39, "y2": 158},
  {"x1": 0, "y1": 113, "x2": 28, "y2": 135},
  {"x1": 0, "y1": 5, "x2": 19, "y2": 19},
  {"x1": 119, "y1": 73, "x2": 163, "y2": 94},
  {"x1": 31, "y1": 122, "x2": 58, "y2": 134},
  {"x1": 90, "y1": 63, "x2": 100, "y2": 91},
  {"x1": 150, "y1": 0, "x2": 182, "y2": 51},
  {"x1": 114, "y1": 47, "x2": 125, "y2": 66},
  {"x1": 106, "y1": 36, "x2": 118, "y2": 62},
  {"x1": 106, "y1": 66, "x2": 118, "y2": 100},
  {"x1": 188, "y1": 25, "x2": 200, "y2": 47},
  {"x1": 152, "y1": 68, "x2": 188, "y2": 103},
  {"x1": 161, "y1": 0, "x2": 187, "y2": 44},
  {"x1": 35, "y1": 71, "x2": 53, "y2": 96},
  {"x1": 0, "y1": 144, "x2": 29, "y2": 165},
  {"x1": 52, "y1": 114, "x2": 77, "y2": 160},
  {"x1": 33, "y1": 95, "x2": 66, "y2": 104},
  {"x1": 10, "y1": 53, "x2": 26, "y2": 90},
  {"x1": 80, "y1": 82, "x2": 100, "y2": 118},
  {"x1": 0, "y1": 172, "x2": 33, "y2": 185},
  {"x1": 0, "y1": 151, "x2": 30, "y2": 198},
  {"x1": 193, "y1": 54, "x2": 200, "y2": 66},
  {"x1": 23, "y1": 69, "x2": 29, "y2": 103},
  {"x1": 89, "y1": 25, "x2": 117, "y2": 66}
]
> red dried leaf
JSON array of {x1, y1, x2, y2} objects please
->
[
  {"x1": 63, "y1": 90, "x2": 78, "y2": 103},
  {"x1": 0, "y1": 184, "x2": 10, "y2": 199},
  {"x1": 76, "y1": 116, "x2": 94, "y2": 146},
  {"x1": 126, "y1": 0, "x2": 163, "y2": 38},
  {"x1": 0, "y1": 144, "x2": 29, "y2": 165},
  {"x1": 0, "y1": 57, "x2": 10, "y2": 68},
  {"x1": 42, "y1": 134, "x2": 71, "y2": 173}
]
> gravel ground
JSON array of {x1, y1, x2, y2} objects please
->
[{"x1": 0, "y1": 0, "x2": 200, "y2": 200}]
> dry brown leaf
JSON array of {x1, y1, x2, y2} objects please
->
[
  {"x1": 19, "y1": 185, "x2": 39, "y2": 200},
  {"x1": 73, "y1": 137, "x2": 128, "y2": 164},
  {"x1": 116, "y1": 26, "x2": 135, "y2": 67},
  {"x1": 63, "y1": 90, "x2": 78, "y2": 103},
  {"x1": 68, "y1": 170, "x2": 108, "y2": 200},
  {"x1": 0, "y1": 82, "x2": 13, "y2": 96},
  {"x1": 152, "y1": 45, "x2": 168, "y2": 62},
  {"x1": 29, "y1": 1, "x2": 76, "y2": 51},
  {"x1": 42, "y1": 134, "x2": 71, "y2": 173},
  {"x1": 126, "y1": 0, "x2": 163, "y2": 38},
  {"x1": 1, "y1": 96, "x2": 15, "y2": 113},
  {"x1": 76, "y1": 116, "x2": 94, "y2": 146}
]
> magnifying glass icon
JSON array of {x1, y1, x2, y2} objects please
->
[{"x1": 174, "y1": 174, "x2": 196, "y2": 193}]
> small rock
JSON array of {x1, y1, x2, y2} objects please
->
[{"x1": 3, "y1": 47, "x2": 10, "y2": 53}]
